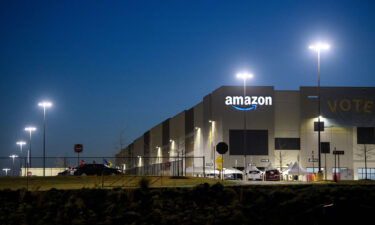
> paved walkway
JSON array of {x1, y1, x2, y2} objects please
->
[{"x1": 234, "y1": 180, "x2": 309, "y2": 185}]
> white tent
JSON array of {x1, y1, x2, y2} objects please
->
[
  {"x1": 282, "y1": 162, "x2": 295, "y2": 175},
  {"x1": 284, "y1": 162, "x2": 308, "y2": 175},
  {"x1": 265, "y1": 162, "x2": 277, "y2": 171},
  {"x1": 248, "y1": 165, "x2": 261, "y2": 172}
]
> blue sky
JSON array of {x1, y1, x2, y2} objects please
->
[{"x1": 1, "y1": 0, "x2": 375, "y2": 158}]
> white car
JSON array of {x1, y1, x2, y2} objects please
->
[{"x1": 247, "y1": 170, "x2": 264, "y2": 180}]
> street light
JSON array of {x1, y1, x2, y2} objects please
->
[
  {"x1": 16, "y1": 141, "x2": 26, "y2": 174},
  {"x1": 309, "y1": 42, "x2": 330, "y2": 180},
  {"x1": 16, "y1": 141, "x2": 26, "y2": 154},
  {"x1": 38, "y1": 101, "x2": 52, "y2": 177},
  {"x1": 2, "y1": 168, "x2": 10, "y2": 176},
  {"x1": 9, "y1": 154, "x2": 18, "y2": 176},
  {"x1": 236, "y1": 72, "x2": 254, "y2": 180},
  {"x1": 25, "y1": 126, "x2": 36, "y2": 167}
]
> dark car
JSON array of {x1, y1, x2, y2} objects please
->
[
  {"x1": 74, "y1": 164, "x2": 121, "y2": 176},
  {"x1": 265, "y1": 169, "x2": 280, "y2": 181},
  {"x1": 58, "y1": 168, "x2": 76, "y2": 176}
]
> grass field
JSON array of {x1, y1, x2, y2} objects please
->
[
  {"x1": 1, "y1": 182, "x2": 375, "y2": 224},
  {"x1": 0, "y1": 175, "x2": 235, "y2": 191}
]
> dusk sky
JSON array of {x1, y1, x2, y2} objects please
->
[{"x1": 1, "y1": 0, "x2": 375, "y2": 158}]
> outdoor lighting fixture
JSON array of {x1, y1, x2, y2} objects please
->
[
  {"x1": 9, "y1": 154, "x2": 18, "y2": 159},
  {"x1": 236, "y1": 71, "x2": 255, "y2": 180},
  {"x1": 309, "y1": 41, "x2": 331, "y2": 181},
  {"x1": 16, "y1": 141, "x2": 26, "y2": 153},
  {"x1": 309, "y1": 43, "x2": 330, "y2": 51},
  {"x1": 38, "y1": 101, "x2": 53, "y2": 108},
  {"x1": 25, "y1": 127, "x2": 36, "y2": 132},
  {"x1": 236, "y1": 72, "x2": 254, "y2": 80},
  {"x1": 25, "y1": 126, "x2": 36, "y2": 167},
  {"x1": 38, "y1": 101, "x2": 53, "y2": 177},
  {"x1": 2, "y1": 168, "x2": 10, "y2": 176},
  {"x1": 9, "y1": 154, "x2": 18, "y2": 176}
]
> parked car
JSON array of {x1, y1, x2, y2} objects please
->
[
  {"x1": 265, "y1": 169, "x2": 280, "y2": 181},
  {"x1": 224, "y1": 173, "x2": 243, "y2": 180},
  {"x1": 58, "y1": 168, "x2": 76, "y2": 176},
  {"x1": 224, "y1": 168, "x2": 244, "y2": 180},
  {"x1": 248, "y1": 170, "x2": 264, "y2": 180},
  {"x1": 73, "y1": 164, "x2": 121, "y2": 176}
]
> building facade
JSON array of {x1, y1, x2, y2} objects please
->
[{"x1": 116, "y1": 86, "x2": 375, "y2": 180}]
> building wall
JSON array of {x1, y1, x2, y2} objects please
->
[
  {"x1": 118, "y1": 85, "x2": 375, "y2": 180},
  {"x1": 169, "y1": 111, "x2": 185, "y2": 159},
  {"x1": 274, "y1": 91, "x2": 300, "y2": 170},
  {"x1": 150, "y1": 123, "x2": 163, "y2": 164},
  {"x1": 210, "y1": 86, "x2": 275, "y2": 169},
  {"x1": 193, "y1": 102, "x2": 205, "y2": 168},
  {"x1": 133, "y1": 136, "x2": 144, "y2": 167}
]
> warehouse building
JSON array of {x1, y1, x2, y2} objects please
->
[{"x1": 116, "y1": 86, "x2": 375, "y2": 180}]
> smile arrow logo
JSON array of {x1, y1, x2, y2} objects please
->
[{"x1": 231, "y1": 105, "x2": 258, "y2": 111}]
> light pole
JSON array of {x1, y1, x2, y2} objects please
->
[
  {"x1": 309, "y1": 43, "x2": 330, "y2": 180},
  {"x1": 236, "y1": 72, "x2": 253, "y2": 180},
  {"x1": 2, "y1": 168, "x2": 10, "y2": 176},
  {"x1": 9, "y1": 154, "x2": 18, "y2": 176},
  {"x1": 16, "y1": 141, "x2": 26, "y2": 154},
  {"x1": 38, "y1": 101, "x2": 52, "y2": 177},
  {"x1": 16, "y1": 141, "x2": 26, "y2": 170},
  {"x1": 25, "y1": 127, "x2": 36, "y2": 168}
]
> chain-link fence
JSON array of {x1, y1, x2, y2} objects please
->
[{"x1": 0, "y1": 156, "x2": 206, "y2": 177}]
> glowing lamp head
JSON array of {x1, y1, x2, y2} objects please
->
[
  {"x1": 9, "y1": 154, "x2": 18, "y2": 159},
  {"x1": 16, "y1": 141, "x2": 26, "y2": 146},
  {"x1": 25, "y1": 127, "x2": 36, "y2": 132},
  {"x1": 309, "y1": 43, "x2": 330, "y2": 51},
  {"x1": 38, "y1": 101, "x2": 53, "y2": 108},
  {"x1": 236, "y1": 72, "x2": 254, "y2": 80}
]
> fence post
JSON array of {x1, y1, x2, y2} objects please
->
[
  {"x1": 203, "y1": 156, "x2": 206, "y2": 178},
  {"x1": 25, "y1": 157, "x2": 29, "y2": 190}
]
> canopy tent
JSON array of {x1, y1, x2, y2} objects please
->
[
  {"x1": 248, "y1": 165, "x2": 261, "y2": 172},
  {"x1": 282, "y1": 162, "x2": 295, "y2": 175},
  {"x1": 265, "y1": 163, "x2": 277, "y2": 171},
  {"x1": 284, "y1": 162, "x2": 308, "y2": 175}
]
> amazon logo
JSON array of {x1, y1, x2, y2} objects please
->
[{"x1": 225, "y1": 96, "x2": 272, "y2": 111}]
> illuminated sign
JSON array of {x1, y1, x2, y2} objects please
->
[{"x1": 225, "y1": 96, "x2": 272, "y2": 111}]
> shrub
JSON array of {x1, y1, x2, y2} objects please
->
[{"x1": 139, "y1": 177, "x2": 150, "y2": 190}]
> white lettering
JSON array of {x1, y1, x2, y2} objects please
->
[
  {"x1": 224, "y1": 95, "x2": 273, "y2": 106},
  {"x1": 244, "y1": 96, "x2": 251, "y2": 105},
  {"x1": 225, "y1": 96, "x2": 232, "y2": 105},
  {"x1": 252, "y1": 96, "x2": 258, "y2": 105},
  {"x1": 258, "y1": 96, "x2": 265, "y2": 105},
  {"x1": 265, "y1": 96, "x2": 272, "y2": 105},
  {"x1": 233, "y1": 96, "x2": 243, "y2": 105}
]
